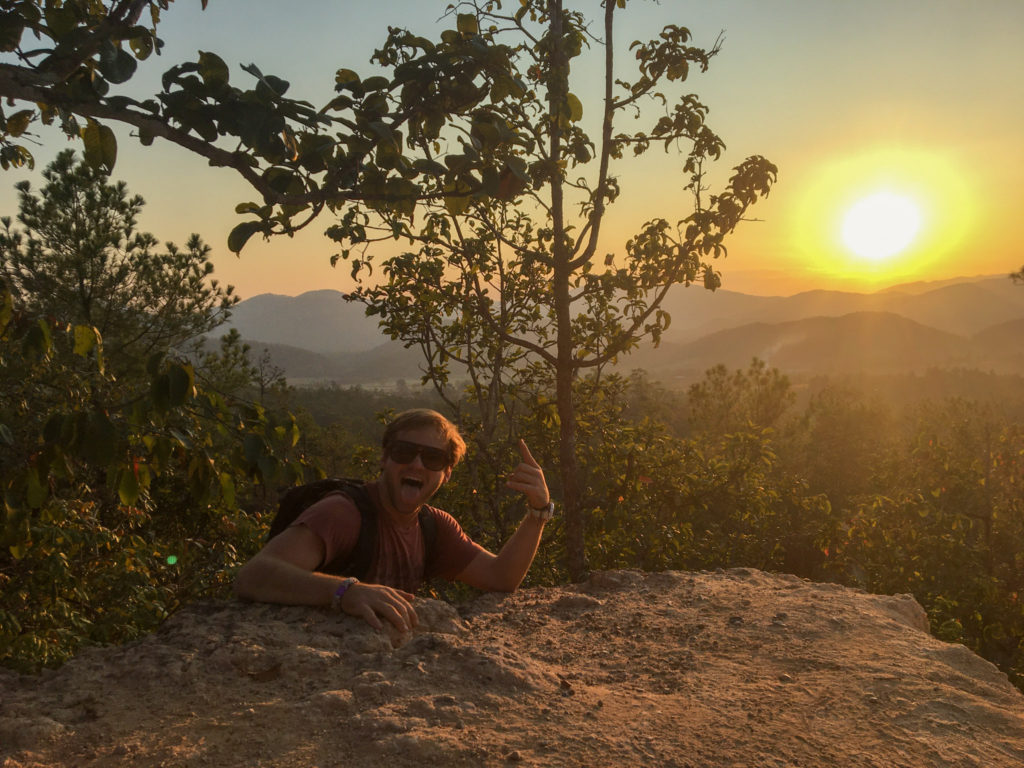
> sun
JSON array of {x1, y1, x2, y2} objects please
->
[
  {"x1": 789, "y1": 146, "x2": 975, "y2": 288},
  {"x1": 841, "y1": 191, "x2": 922, "y2": 262}
]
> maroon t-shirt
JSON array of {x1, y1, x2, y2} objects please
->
[{"x1": 292, "y1": 481, "x2": 483, "y2": 593}]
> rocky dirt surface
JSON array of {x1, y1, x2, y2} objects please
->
[{"x1": 3, "y1": 568, "x2": 1024, "y2": 767}]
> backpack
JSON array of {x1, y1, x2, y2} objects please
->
[{"x1": 266, "y1": 478, "x2": 438, "y2": 579}]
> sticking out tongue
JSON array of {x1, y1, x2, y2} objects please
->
[{"x1": 398, "y1": 476, "x2": 424, "y2": 506}]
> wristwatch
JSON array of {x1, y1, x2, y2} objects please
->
[{"x1": 529, "y1": 501, "x2": 555, "y2": 521}]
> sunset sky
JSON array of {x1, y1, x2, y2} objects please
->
[{"x1": 2, "y1": 0, "x2": 1022, "y2": 301}]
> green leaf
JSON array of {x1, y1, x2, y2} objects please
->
[
  {"x1": 198, "y1": 51, "x2": 229, "y2": 87},
  {"x1": 262, "y1": 167, "x2": 302, "y2": 195},
  {"x1": 98, "y1": 41, "x2": 137, "y2": 85},
  {"x1": 219, "y1": 472, "x2": 236, "y2": 508},
  {"x1": 118, "y1": 468, "x2": 141, "y2": 506},
  {"x1": 457, "y1": 13, "x2": 479, "y2": 36},
  {"x1": 0, "y1": 284, "x2": 12, "y2": 333},
  {"x1": 227, "y1": 221, "x2": 263, "y2": 254},
  {"x1": 22, "y1": 319, "x2": 52, "y2": 358},
  {"x1": 362, "y1": 76, "x2": 390, "y2": 92},
  {"x1": 445, "y1": 195, "x2": 471, "y2": 216},
  {"x1": 72, "y1": 324, "x2": 99, "y2": 357},
  {"x1": 667, "y1": 59, "x2": 689, "y2": 81},
  {"x1": 566, "y1": 93, "x2": 583, "y2": 122},
  {"x1": 5, "y1": 110, "x2": 33, "y2": 138},
  {"x1": 81, "y1": 411, "x2": 117, "y2": 464},
  {"x1": 44, "y1": 5, "x2": 77, "y2": 39},
  {"x1": 243, "y1": 434, "x2": 264, "y2": 465},
  {"x1": 25, "y1": 467, "x2": 47, "y2": 508},
  {"x1": 0, "y1": 11, "x2": 25, "y2": 52},
  {"x1": 81, "y1": 120, "x2": 117, "y2": 172},
  {"x1": 151, "y1": 373, "x2": 171, "y2": 413},
  {"x1": 257, "y1": 455, "x2": 279, "y2": 485},
  {"x1": 129, "y1": 34, "x2": 154, "y2": 60},
  {"x1": 167, "y1": 363, "x2": 195, "y2": 406}
]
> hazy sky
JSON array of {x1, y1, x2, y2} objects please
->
[{"x1": 3, "y1": 0, "x2": 1022, "y2": 300}]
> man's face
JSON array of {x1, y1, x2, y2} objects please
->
[{"x1": 379, "y1": 425, "x2": 452, "y2": 518}]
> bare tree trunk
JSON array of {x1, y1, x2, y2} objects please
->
[
  {"x1": 556, "y1": 341, "x2": 586, "y2": 580},
  {"x1": 547, "y1": 0, "x2": 587, "y2": 581}
]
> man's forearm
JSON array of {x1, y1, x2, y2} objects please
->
[
  {"x1": 487, "y1": 514, "x2": 547, "y2": 591},
  {"x1": 234, "y1": 554, "x2": 341, "y2": 607}
]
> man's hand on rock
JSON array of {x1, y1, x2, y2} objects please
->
[{"x1": 342, "y1": 581, "x2": 419, "y2": 633}]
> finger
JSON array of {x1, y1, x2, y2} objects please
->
[
  {"x1": 389, "y1": 589, "x2": 419, "y2": 627},
  {"x1": 518, "y1": 439, "x2": 540, "y2": 468},
  {"x1": 358, "y1": 604, "x2": 384, "y2": 632},
  {"x1": 388, "y1": 592, "x2": 418, "y2": 629},
  {"x1": 506, "y1": 477, "x2": 536, "y2": 493},
  {"x1": 376, "y1": 600, "x2": 412, "y2": 632}
]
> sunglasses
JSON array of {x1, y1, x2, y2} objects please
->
[{"x1": 387, "y1": 440, "x2": 451, "y2": 471}]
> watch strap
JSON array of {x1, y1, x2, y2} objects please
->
[{"x1": 529, "y1": 501, "x2": 555, "y2": 521}]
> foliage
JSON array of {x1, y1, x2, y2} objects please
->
[
  {"x1": 197, "y1": 329, "x2": 289, "y2": 408},
  {"x1": 0, "y1": 156, "x2": 310, "y2": 671},
  {"x1": 828, "y1": 400, "x2": 1024, "y2": 686},
  {"x1": 0, "y1": 149, "x2": 237, "y2": 378},
  {"x1": 0, "y1": 0, "x2": 532, "y2": 243},
  {"x1": 687, "y1": 358, "x2": 794, "y2": 437},
  {"x1": 0, "y1": 277, "x2": 308, "y2": 671},
  {"x1": 323, "y1": 0, "x2": 776, "y2": 578}
]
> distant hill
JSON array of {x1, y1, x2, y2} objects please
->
[
  {"x1": 214, "y1": 290, "x2": 383, "y2": 355},
  {"x1": 656, "y1": 276, "x2": 1024, "y2": 344},
  {"x1": 237, "y1": 339, "x2": 425, "y2": 386},
  {"x1": 213, "y1": 276, "x2": 1024, "y2": 386},
  {"x1": 619, "y1": 312, "x2": 976, "y2": 381},
  {"x1": 972, "y1": 318, "x2": 1024, "y2": 372}
]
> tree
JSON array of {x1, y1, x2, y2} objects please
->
[
  {"x1": 0, "y1": 0, "x2": 526, "y2": 246},
  {"x1": 687, "y1": 359, "x2": 794, "y2": 439},
  {"x1": 333, "y1": 2, "x2": 776, "y2": 578},
  {"x1": 0, "y1": 159, "x2": 306, "y2": 671},
  {"x1": 1, "y1": 1, "x2": 775, "y2": 581},
  {"x1": 0, "y1": 149, "x2": 236, "y2": 375}
]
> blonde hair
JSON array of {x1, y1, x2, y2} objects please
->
[{"x1": 382, "y1": 409, "x2": 466, "y2": 467}]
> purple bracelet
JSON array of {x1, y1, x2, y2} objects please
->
[{"x1": 331, "y1": 577, "x2": 358, "y2": 612}]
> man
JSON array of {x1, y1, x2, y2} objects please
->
[{"x1": 234, "y1": 409, "x2": 553, "y2": 633}]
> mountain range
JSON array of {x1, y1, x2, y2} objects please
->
[{"x1": 212, "y1": 275, "x2": 1024, "y2": 386}]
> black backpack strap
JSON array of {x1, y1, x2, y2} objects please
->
[
  {"x1": 330, "y1": 482, "x2": 377, "y2": 579},
  {"x1": 268, "y1": 478, "x2": 363, "y2": 542},
  {"x1": 273, "y1": 479, "x2": 440, "y2": 584},
  {"x1": 418, "y1": 506, "x2": 440, "y2": 575}
]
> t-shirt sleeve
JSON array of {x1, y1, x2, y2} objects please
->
[
  {"x1": 292, "y1": 492, "x2": 361, "y2": 570},
  {"x1": 427, "y1": 508, "x2": 486, "y2": 580}
]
